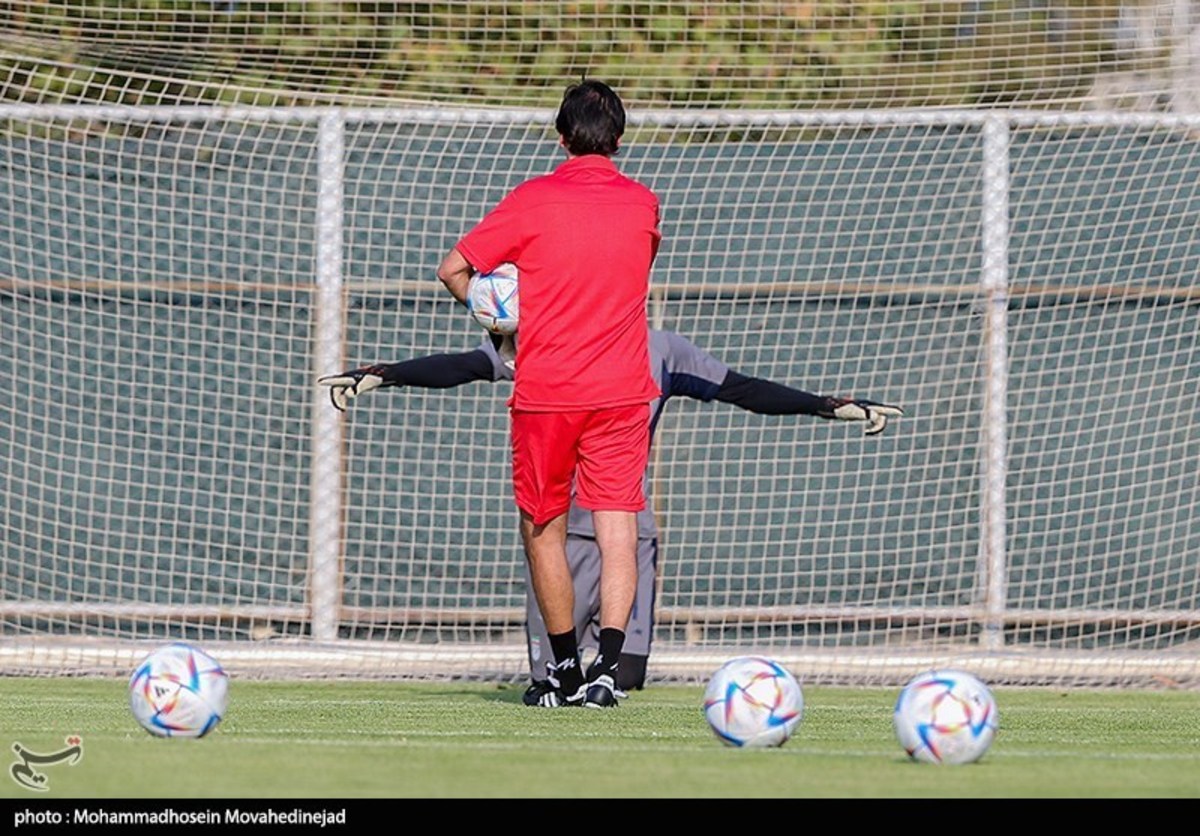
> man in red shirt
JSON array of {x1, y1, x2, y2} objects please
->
[{"x1": 437, "y1": 80, "x2": 661, "y2": 708}]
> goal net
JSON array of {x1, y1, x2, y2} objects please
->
[{"x1": 2, "y1": 2, "x2": 1199, "y2": 687}]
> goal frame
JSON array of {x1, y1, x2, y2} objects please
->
[{"x1": 3, "y1": 102, "x2": 1200, "y2": 686}]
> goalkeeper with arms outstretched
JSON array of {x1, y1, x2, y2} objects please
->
[{"x1": 320, "y1": 329, "x2": 902, "y2": 705}]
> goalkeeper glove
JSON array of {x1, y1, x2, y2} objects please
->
[
  {"x1": 317, "y1": 365, "x2": 388, "y2": 412},
  {"x1": 490, "y1": 332, "x2": 517, "y2": 371},
  {"x1": 819, "y1": 397, "x2": 904, "y2": 436}
]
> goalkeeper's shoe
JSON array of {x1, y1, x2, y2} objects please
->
[
  {"x1": 522, "y1": 680, "x2": 556, "y2": 707},
  {"x1": 819, "y1": 397, "x2": 905, "y2": 436},
  {"x1": 317, "y1": 365, "x2": 387, "y2": 412},
  {"x1": 531, "y1": 660, "x2": 585, "y2": 708},
  {"x1": 586, "y1": 657, "x2": 628, "y2": 699},
  {"x1": 583, "y1": 674, "x2": 620, "y2": 709}
]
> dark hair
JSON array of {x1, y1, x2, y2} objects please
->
[{"x1": 555, "y1": 80, "x2": 625, "y2": 157}]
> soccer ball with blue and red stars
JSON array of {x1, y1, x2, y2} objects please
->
[
  {"x1": 893, "y1": 669, "x2": 999, "y2": 764},
  {"x1": 702, "y1": 656, "x2": 804, "y2": 747},
  {"x1": 129, "y1": 642, "x2": 229, "y2": 738}
]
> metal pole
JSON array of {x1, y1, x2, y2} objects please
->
[
  {"x1": 309, "y1": 111, "x2": 347, "y2": 642},
  {"x1": 979, "y1": 116, "x2": 1011, "y2": 651}
]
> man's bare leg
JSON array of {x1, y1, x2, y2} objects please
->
[
  {"x1": 520, "y1": 510, "x2": 573, "y2": 634},
  {"x1": 593, "y1": 509, "x2": 638, "y2": 630},
  {"x1": 520, "y1": 510, "x2": 585, "y2": 703},
  {"x1": 587, "y1": 509, "x2": 639, "y2": 706}
]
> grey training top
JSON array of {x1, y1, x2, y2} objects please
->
[{"x1": 478, "y1": 329, "x2": 730, "y2": 538}]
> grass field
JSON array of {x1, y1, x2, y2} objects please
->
[{"x1": 2, "y1": 677, "x2": 1198, "y2": 799}]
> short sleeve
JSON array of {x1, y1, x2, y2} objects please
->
[
  {"x1": 655, "y1": 331, "x2": 728, "y2": 401},
  {"x1": 456, "y1": 188, "x2": 532, "y2": 275}
]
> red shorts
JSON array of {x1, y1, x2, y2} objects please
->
[{"x1": 510, "y1": 404, "x2": 650, "y2": 526}]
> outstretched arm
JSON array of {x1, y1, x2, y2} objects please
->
[
  {"x1": 714, "y1": 370, "x2": 828, "y2": 415},
  {"x1": 318, "y1": 349, "x2": 495, "y2": 412},
  {"x1": 715, "y1": 370, "x2": 903, "y2": 435}
]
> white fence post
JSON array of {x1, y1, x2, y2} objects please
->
[
  {"x1": 309, "y1": 110, "x2": 347, "y2": 642},
  {"x1": 979, "y1": 115, "x2": 1012, "y2": 651}
]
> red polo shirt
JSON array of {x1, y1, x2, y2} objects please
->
[{"x1": 455, "y1": 155, "x2": 662, "y2": 411}]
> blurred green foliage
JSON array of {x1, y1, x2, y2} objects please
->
[{"x1": 0, "y1": 1, "x2": 1129, "y2": 107}]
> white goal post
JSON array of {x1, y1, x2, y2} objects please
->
[{"x1": 1, "y1": 102, "x2": 1199, "y2": 686}]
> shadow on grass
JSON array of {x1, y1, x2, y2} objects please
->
[{"x1": 414, "y1": 683, "x2": 530, "y2": 705}]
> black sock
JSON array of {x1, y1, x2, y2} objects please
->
[
  {"x1": 592, "y1": 628, "x2": 625, "y2": 679},
  {"x1": 548, "y1": 630, "x2": 584, "y2": 694}
]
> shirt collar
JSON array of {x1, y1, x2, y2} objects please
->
[{"x1": 556, "y1": 154, "x2": 618, "y2": 174}]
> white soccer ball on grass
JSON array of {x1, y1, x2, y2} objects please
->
[
  {"x1": 129, "y1": 642, "x2": 229, "y2": 738},
  {"x1": 702, "y1": 655, "x2": 804, "y2": 748},
  {"x1": 893, "y1": 668, "x2": 998, "y2": 764}
]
